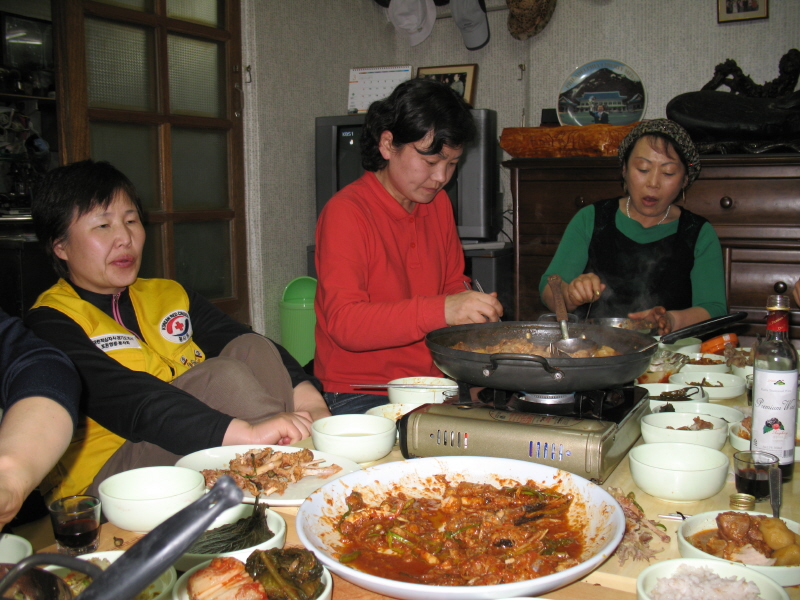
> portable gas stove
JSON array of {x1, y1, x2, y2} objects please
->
[{"x1": 398, "y1": 385, "x2": 648, "y2": 484}]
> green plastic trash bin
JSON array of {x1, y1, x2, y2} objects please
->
[{"x1": 279, "y1": 276, "x2": 317, "y2": 366}]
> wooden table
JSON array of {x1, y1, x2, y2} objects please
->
[{"x1": 41, "y1": 392, "x2": 800, "y2": 600}]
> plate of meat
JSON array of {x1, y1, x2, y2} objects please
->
[{"x1": 175, "y1": 445, "x2": 361, "y2": 506}]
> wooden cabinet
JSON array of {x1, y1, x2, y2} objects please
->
[{"x1": 505, "y1": 154, "x2": 800, "y2": 345}]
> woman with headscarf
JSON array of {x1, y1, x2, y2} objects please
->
[{"x1": 540, "y1": 119, "x2": 727, "y2": 335}]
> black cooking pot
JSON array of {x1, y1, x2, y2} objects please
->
[{"x1": 425, "y1": 313, "x2": 747, "y2": 393}]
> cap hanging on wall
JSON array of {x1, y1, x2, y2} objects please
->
[
  {"x1": 388, "y1": 0, "x2": 437, "y2": 46},
  {"x1": 450, "y1": 0, "x2": 490, "y2": 50},
  {"x1": 506, "y1": 0, "x2": 557, "y2": 41}
]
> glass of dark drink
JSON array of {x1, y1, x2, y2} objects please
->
[
  {"x1": 733, "y1": 451, "x2": 779, "y2": 502},
  {"x1": 47, "y1": 495, "x2": 102, "y2": 556}
]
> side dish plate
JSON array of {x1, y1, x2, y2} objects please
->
[{"x1": 175, "y1": 445, "x2": 361, "y2": 506}]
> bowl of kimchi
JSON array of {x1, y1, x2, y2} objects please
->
[{"x1": 295, "y1": 456, "x2": 625, "y2": 600}]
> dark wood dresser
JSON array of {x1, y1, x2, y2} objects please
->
[{"x1": 505, "y1": 154, "x2": 800, "y2": 345}]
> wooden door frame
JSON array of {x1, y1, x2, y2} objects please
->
[{"x1": 51, "y1": 0, "x2": 249, "y2": 323}]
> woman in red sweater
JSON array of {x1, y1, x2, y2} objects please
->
[{"x1": 314, "y1": 79, "x2": 503, "y2": 415}]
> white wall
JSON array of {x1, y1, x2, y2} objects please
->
[{"x1": 243, "y1": 0, "x2": 800, "y2": 338}]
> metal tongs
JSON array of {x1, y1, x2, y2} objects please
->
[
  {"x1": 770, "y1": 465, "x2": 782, "y2": 518},
  {"x1": 0, "y1": 476, "x2": 243, "y2": 600}
]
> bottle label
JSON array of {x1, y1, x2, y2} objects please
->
[
  {"x1": 766, "y1": 311, "x2": 790, "y2": 332},
  {"x1": 752, "y1": 368, "x2": 798, "y2": 464}
]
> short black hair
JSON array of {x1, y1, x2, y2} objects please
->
[
  {"x1": 361, "y1": 78, "x2": 477, "y2": 172},
  {"x1": 32, "y1": 160, "x2": 143, "y2": 279}
]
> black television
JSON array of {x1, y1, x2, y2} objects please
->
[{"x1": 314, "y1": 108, "x2": 499, "y2": 242}]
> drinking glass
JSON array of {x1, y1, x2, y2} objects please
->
[
  {"x1": 733, "y1": 451, "x2": 779, "y2": 502},
  {"x1": 48, "y1": 495, "x2": 102, "y2": 556}
]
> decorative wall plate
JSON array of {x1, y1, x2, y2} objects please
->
[{"x1": 557, "y1": 59, "x2": 646, "y2": 126}]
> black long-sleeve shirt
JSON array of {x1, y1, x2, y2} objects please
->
[
  {"x1": 1, "y1": 308, "x2": 80, "y2": 426},
  {"x1": 24, "y1": 282, "x2": 320, "y2": 454}
]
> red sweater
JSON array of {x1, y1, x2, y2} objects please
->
[{"x1": 314, "y1": 171, "x2": 467, "y2": 393}]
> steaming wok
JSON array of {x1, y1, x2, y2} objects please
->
[{"x1": 425, "y1": 313, "x2": 747, "y2": 393}]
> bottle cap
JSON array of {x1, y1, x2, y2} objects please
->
[
  {"x1": 767, "y1": 295, "x2": 791, "y2": 311},
  {"x1": 730, "y1": 493, "x2": 756, "y2": 511}
]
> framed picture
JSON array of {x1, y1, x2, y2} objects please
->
[
  {"x1": 416, "y1": 64, "x2": 477, "y2": 106},
  {"x1": 717, "y1": 0, "x2": 768, "y2": 22}
]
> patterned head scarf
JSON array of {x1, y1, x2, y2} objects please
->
[{"x1": 618, "y1": 119, "x2": 701, "y2": 185}]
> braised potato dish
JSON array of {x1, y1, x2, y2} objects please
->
[{"x1": 688, "y1": 511, "x2": 800, "y2": 566}]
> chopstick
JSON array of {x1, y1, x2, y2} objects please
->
[
  {"x1": 464, "y1": 279, "x2": 500, "y2": 321},
  {"x1": 350, "y1": 383, "x2": 459, "y2": 389}
]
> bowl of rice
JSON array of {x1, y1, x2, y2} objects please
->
[{"x1": 637, "y1": 557, "x2": 789, "y2": 600}]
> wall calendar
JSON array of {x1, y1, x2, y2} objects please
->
[{"x1": 347, "y1": 65, "x2": 412, "y2": 114}]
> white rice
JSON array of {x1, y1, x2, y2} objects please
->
[{"x1": 649, "y1": 564, "x2": 763, "y2": 600}]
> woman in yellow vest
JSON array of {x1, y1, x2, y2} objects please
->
[{"x1": 26, "y1": 160, "x2": 330, "y2": 503}]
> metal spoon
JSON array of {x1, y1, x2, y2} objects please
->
[{"x1": 547, "y1": 274, "x2": 597, "y2": 357}]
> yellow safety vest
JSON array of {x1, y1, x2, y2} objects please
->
[{"x1": 33, "y1": 278, "x2": 205, "y2": 502}]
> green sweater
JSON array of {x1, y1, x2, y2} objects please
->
[{"x1": 538, "y1": 203, "x2": 727, "y2": 318}]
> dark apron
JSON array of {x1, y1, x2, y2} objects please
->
[{"x1": 575, "y1": 197, "x2": 706, "y2": 318}]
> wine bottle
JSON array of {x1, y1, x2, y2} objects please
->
[{"x1": 752, "y1": 294, "x2": 798, "y2": 482}]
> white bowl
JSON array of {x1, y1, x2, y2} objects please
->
[
  {"x1": 629, "y1": 442, "x2": 729, "y2": 503},
  {"x1": 171, "y1": 558, "x2": 332, "y2": 600},
  {"x1": 678, "y1": 353, "x2": 731, "y2": 373},
  {"x1": 295, "y1": 456, "x2": 625, "y2": 600},
  {"x1": 641, "y1": 383, "x2": 709, "y2": 409},
  {"x1": 729, "y1": 420, "x2": 800, "y2": 460},
  {"x1": 729, "y1": 420, "x2": 751, "y2": 452},
  {"x1": 311, "y1": 414, "x2": 396, "y2": 463},
  {"x1": 640, "y1": 412, "x2": 729, "y2": 450},
  {"x1": 651, "y1": 400, "x2": 745, "y2": 424},
  {"x1": 669, "y1": 372, "x2": 746, "y2": 400},
  {"x1": 173, "y1": 502, "x2": 287, "y2": 572},
  {"x1": 387, "y1": 377, "x2": 455, "y2": 404},
  {"x1": 98, "y1": 466, "x2": 206, "y2": 532},
  {"x1": 658, "y1": 336, "x2": 702, "y2": 354},
  {"x1": 730, "y1": 347, "x2": 754, "y2": 379},
  {"x1": 637, "y1": 557, "x2": 789, "y2": 600},
  {"x1": 678, "y1": 511, "x2": 800, "y2": 587},
  {"x1": 365, "y1": 403, "x2": 424, "y2": 422},
  {"x1": 0, "y1": 534, "x2": 32, "y2": 563},
  {"x1": 48, "y1": 550, "x2": 176, "y2": 600}
]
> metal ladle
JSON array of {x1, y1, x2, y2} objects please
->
[{"x1": 547, "y1": 274, "x2": 598, "y2": 357}]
